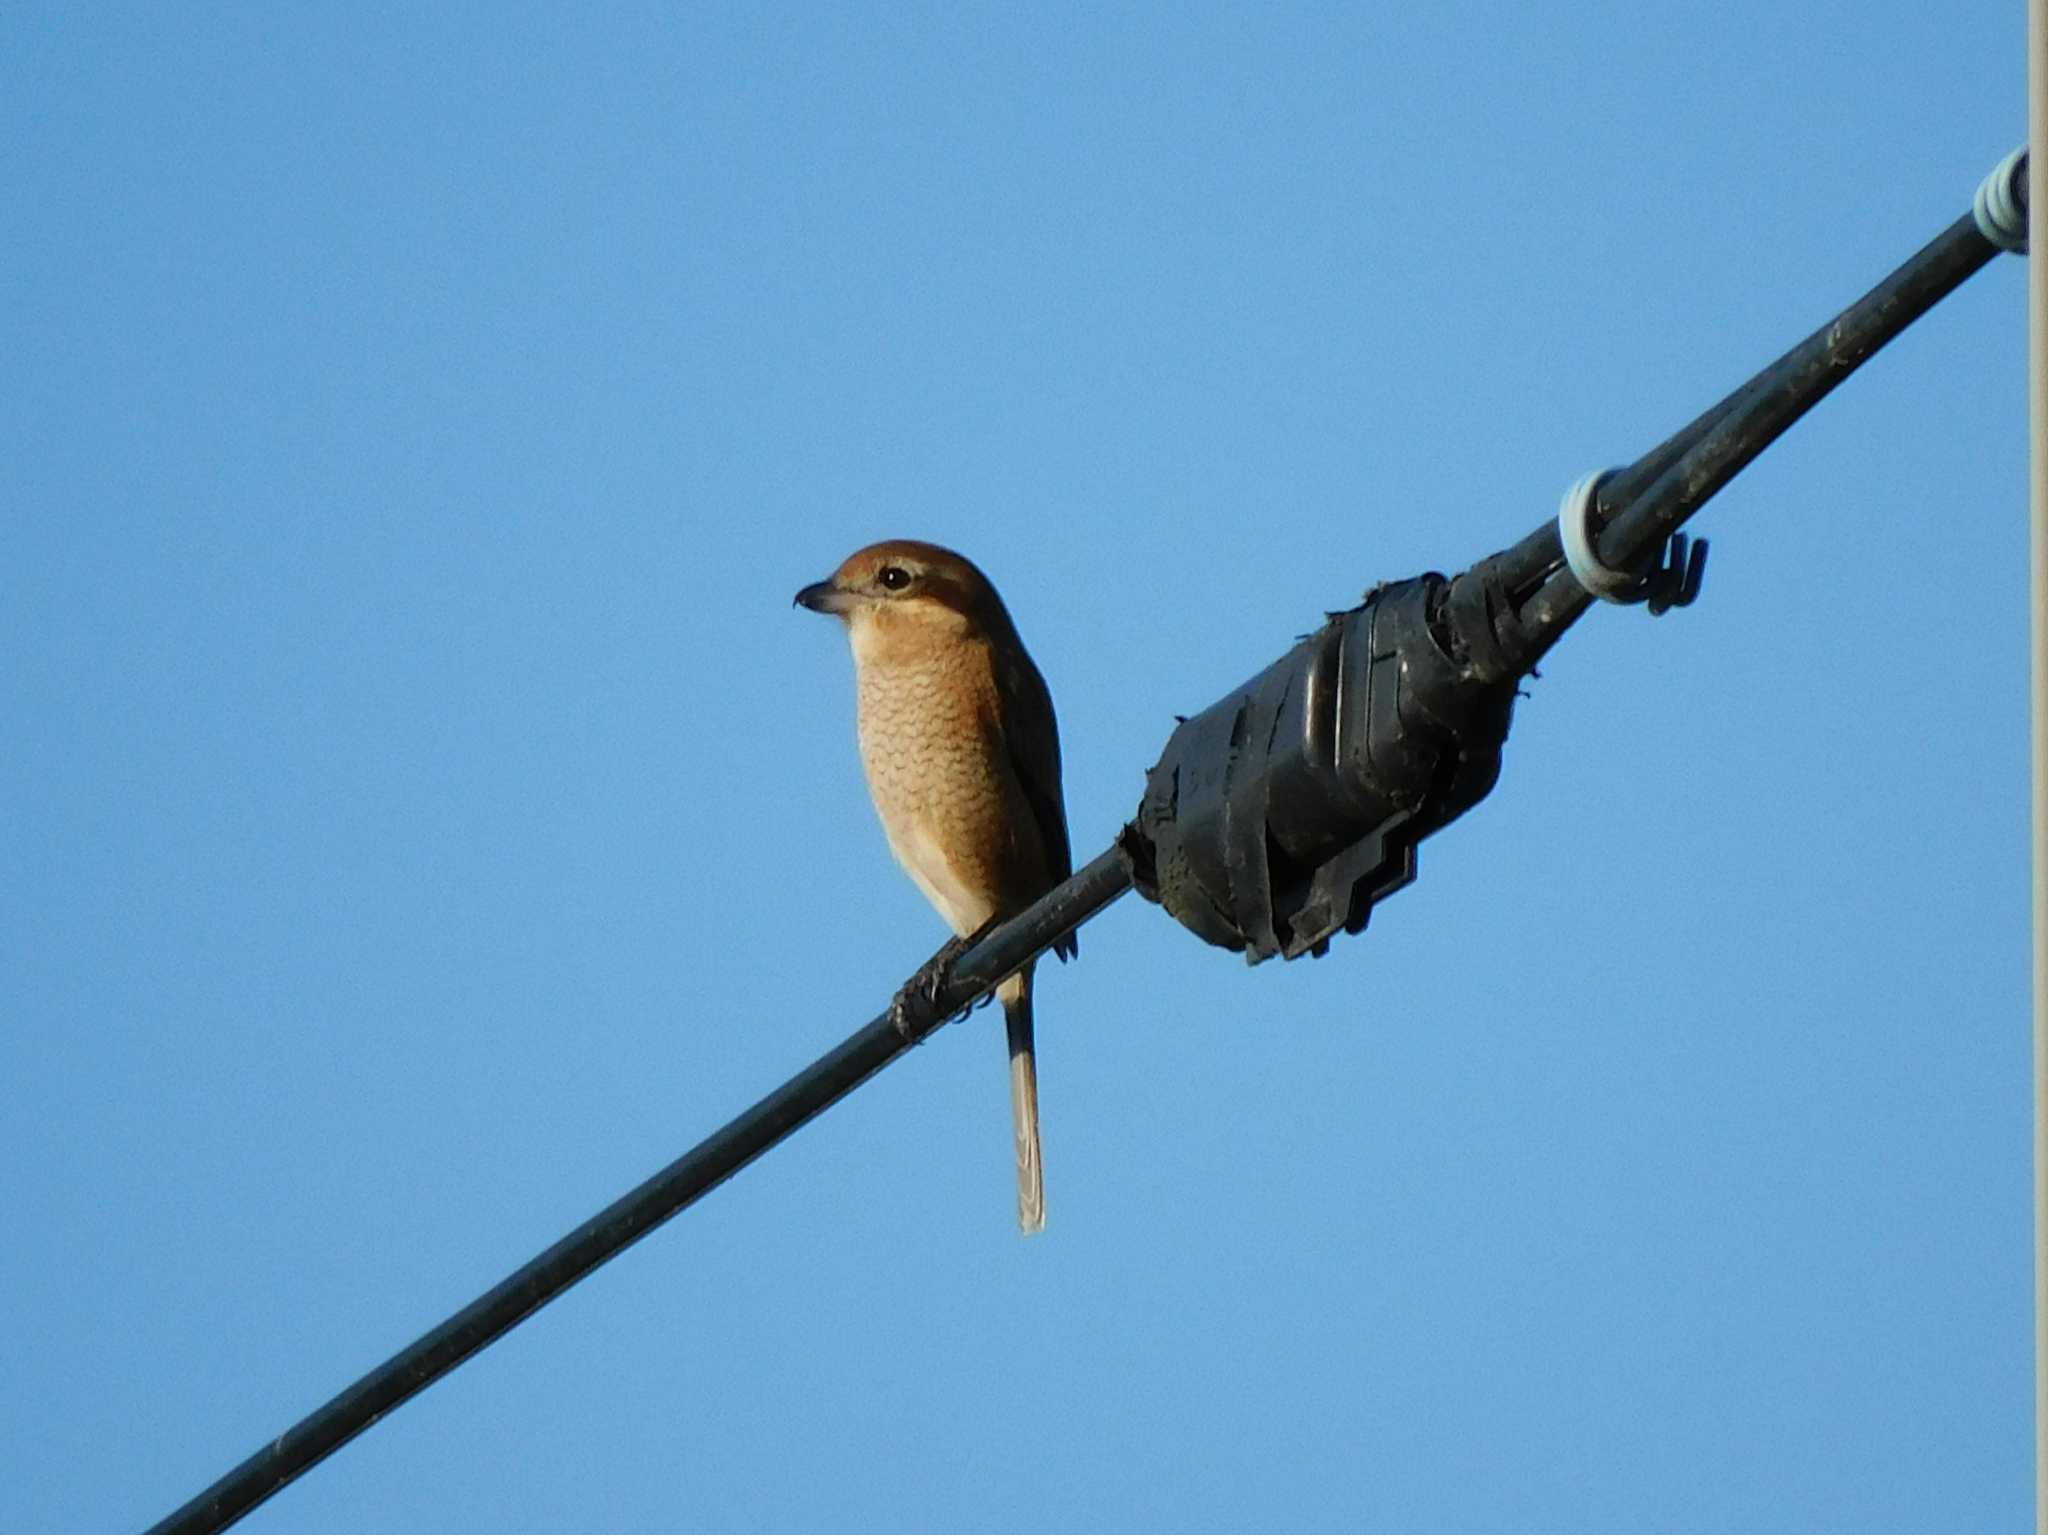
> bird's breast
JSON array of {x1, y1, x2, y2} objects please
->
[{"x1": 853, "y1": 648, "x2": 1029, "y2": 936}]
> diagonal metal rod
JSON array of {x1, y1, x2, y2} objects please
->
[
  {"x1": 1582, "y1": 214, "x2": 2018, "y2": 592},
  {"x1": 1508, "y1": 210, "x2": 2010, "y2": 657},
  {"x1": 144, "y1": 152, "x2": 2028, "y2": 1535},
  {"x1": 1488, "y1": 164, "x2": 2025, "y2": 641},
  {"x1": 142, "y1": 848, "x2": 1133, "y2": 1535}
]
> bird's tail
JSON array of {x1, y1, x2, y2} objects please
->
[{"x1": 998, "y1": 969, "x2": 1044, "y2": 1235}]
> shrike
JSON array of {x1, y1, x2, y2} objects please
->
[{"x1": 796, "y1": 540, "x2": 1075, "y2": 1233}]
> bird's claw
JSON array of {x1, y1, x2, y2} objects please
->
[
  {"x1": 887, "y1": 987, "x2": 919, "y2": 1041},
  {"x1": 892, "y1": 934, "x2": 975, "y2": 1041}
]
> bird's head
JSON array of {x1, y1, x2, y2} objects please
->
[{"x1": 794, "y1": 540, "x2": 1012, "y2": 652}]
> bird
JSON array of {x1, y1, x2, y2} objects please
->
[{"x1": 795, "y1": 540, "x2": 1075, "y2": 1234}]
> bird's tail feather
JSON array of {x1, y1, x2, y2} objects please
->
[{"x1": 999, "y1": 972, "x2": 1044, "y2": 1235}]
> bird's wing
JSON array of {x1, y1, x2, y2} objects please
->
[{"x1": 995, "y1": 646, "x2": 1078, "y2": 962}]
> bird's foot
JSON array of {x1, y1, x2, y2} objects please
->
[
  {"x1": 890, "y1": 934, "x2": 974, "y2": 1041},
  {"x1": 889, "y1": 925, "x2": 1006, "y2": 1041},
  {"x1": 886, "y1": 988, "x2": 919, "y2": 1041}
]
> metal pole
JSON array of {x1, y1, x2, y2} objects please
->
[{"x1": 2030, "y1": 0, "x2": 2047, "y2": 1524}]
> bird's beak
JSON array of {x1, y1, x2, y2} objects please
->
[{"x1": 794, "y1": 579, "x2": 853, "y2": 615}]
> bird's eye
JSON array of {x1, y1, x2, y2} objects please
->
[{"x1": 876, "y1": 566, "x2": 912, "y2": 592}]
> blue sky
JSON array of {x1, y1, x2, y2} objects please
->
[{"x1": 3, "y1": 3, "x2": 2032, "y2": 1530}]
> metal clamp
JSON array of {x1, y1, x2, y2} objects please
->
[{"x1": 1559, "y1": 470, "x2": 1709, "y2": 614}]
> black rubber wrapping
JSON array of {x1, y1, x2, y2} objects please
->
[{"x1": 1126, "y1": 573, "x2": 1518, "y2": 963}]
